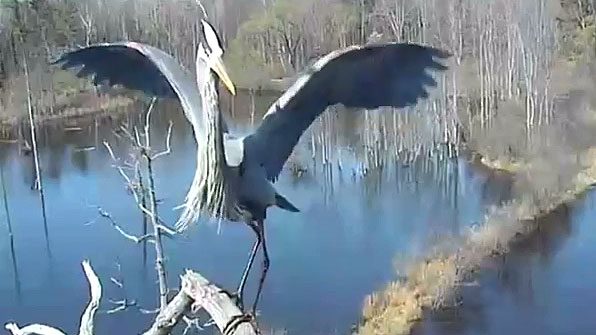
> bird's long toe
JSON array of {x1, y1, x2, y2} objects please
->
[{"x1": 222, "y1": 312, "x2": 255, "y2": 335}]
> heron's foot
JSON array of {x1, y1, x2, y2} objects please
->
[
  {"x1": 222, "y1": 311, "x2": 256, "y2": 335},
  {"x1": 218, "y1": 288, "x2": 245, "y2": 310}
]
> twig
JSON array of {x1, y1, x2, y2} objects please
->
[
  {"x1": 157, "y1": 224, "x2": 178, "y2": 236},
  {"x1": 151, "y1": 122, "x2": 173, "y2": 160},
  {"x1": 144, "y1": 98, "x2": 157, "y2": 148},
  {"x1": 182, "y1": 316, "x2": 204, "y2": 334},
  {"x1": 92, "y1": 206, "x2": 153, "y2": 243},
  {"x1": 103, "y1": 142, "x2": 138, "y2": 198},
  {"x1": 110, "y1": 277, "x2": 123, "y2": 288},
  {"x1": 140, "y1": 308, "x2": 161, "y2": 315},
  {"x1": 103, "y1": 142, "x2": 155, "y2": 218},
  {"x1": 194, "y1": 0, "x2": 208, "y2": 19},
  {"x1": 106, "y1": 299, "x2": 137, "y2": 314}
]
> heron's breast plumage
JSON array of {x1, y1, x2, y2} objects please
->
[{"x1": 223, "y1": 133, "x2": 244, "y2": 167}]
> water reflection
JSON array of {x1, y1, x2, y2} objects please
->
[
  {"x1": 416, "y1": 192, "x2": 596, "y2": 335},
  {"x1": 0, "y1": 93, "x2": 504, "y2": 334}
]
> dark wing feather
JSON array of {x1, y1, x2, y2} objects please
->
[
  {"x1": 52, "y1": 42, "x2": 206, "y2": 136},
  {"x1": 243, "y1": 43, "x2": 451, "y2": 181},
  {"x1": 52, "y1": 43, "x2": 177, "y2": 98}
]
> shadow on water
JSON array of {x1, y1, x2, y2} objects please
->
[
  {"x1": 7, "y1": 234, "x2": 22, "y2": 303},
  {"x1": 0, "y1": 91, "x2": 585, "y2": 334},
  {"x1": 1, "y1": 163, "x2": 22, "y2": 302}
]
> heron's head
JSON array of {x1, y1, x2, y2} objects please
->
[{"x1": 197, "y1": 19, "x2": 236, "y2": 96}]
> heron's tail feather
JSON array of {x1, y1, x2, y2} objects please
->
[{"x1": 275, "y1": 193, "x2": 300, "y2": 212}]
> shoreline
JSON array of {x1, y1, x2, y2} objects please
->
[
  {"x1": 356, "y1": 148, "x2": 596, "y2": 335},
  {"x1": 0, "y1": 94, "x2": 136, "y2": 128}
]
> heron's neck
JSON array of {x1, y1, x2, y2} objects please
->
[{"x1": 198, "y1": 70, "x2": 218, "y2": 109}]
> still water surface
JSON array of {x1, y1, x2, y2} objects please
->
[
  {"x1": 0, "y1": 92, "x2": 593, "y2": 334},
  {"x1": 417, "y1": 191, "x2": 596, "y2": 335}
]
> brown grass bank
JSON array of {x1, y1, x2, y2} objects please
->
[
  {"x1": 0, "y1": 92, "x2": 134, "y2": 127},
  {"x1": 356, "y1": 148, "x2": 596, "y2": 335}
]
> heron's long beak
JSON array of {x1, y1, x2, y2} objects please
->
[{"x1": 212, "y1": 57, "x2": 236, "y2": 96}]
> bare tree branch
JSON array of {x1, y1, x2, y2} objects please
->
[
  {"x1": 194, "y1": 0, "x2": 209, "y2": 19},
  {"x1": 103, "y1": 141, "x2": 156, "y2": 218},
  {"x1": 78, "y1": 261, "x2": 101, "y2": 335},
  {"x1": 93, "y1": 206, "x2": 154, "y2": 243},
  {"x1": 152, "y1": 121, "x2": 173, "y2": 160}
]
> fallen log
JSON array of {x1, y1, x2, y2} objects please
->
[{"x1": 143, "y1": 270, "x2": 257, "y2": 335}]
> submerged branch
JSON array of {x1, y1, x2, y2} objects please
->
[
  {"x1": 4, "y1": 261, "x2": 102, "y2": 335},
  {"x1": 4, "y1": 324, "x2": 65, "y2": 335},
  {"x1": 78, "y1": 261, "x2": 102, "y2": 335}
]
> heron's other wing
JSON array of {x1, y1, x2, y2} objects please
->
[
  {"x1": 244, "y1": 43, "x2": 451, "y2": 181},
  {"x1": 52, "y1": 42, "x2": 206, "y2": 136}
]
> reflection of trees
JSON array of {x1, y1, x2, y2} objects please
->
[
  {"x1": 70, "y1": 150, "x2": 89, "y2": 173},
  {"x1": 0, "y1": 145, "x2": 14, "y2": 168},
  {"x1": 509, "y1": 203, "x2": 573, "y2": 267},
  {"x1": 487, "y1": 204, "x2": 572, "y2": 319},
  {"x1": 414, "y1": 289, "x2": 490, "y2": 335},
  {"x1": 0, "y1": 91, "x2": 512, "y2": 215},
  {"x1": 45, "y1": 143, "x2": 65, "y2": 180}
]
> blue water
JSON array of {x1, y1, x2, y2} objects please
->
[
  {"x1": 0, "y1": 96, "x2": 544, "y2": 334},
  {"x1": 417, "y1": 191, "x2": 596, "y2": 335}
]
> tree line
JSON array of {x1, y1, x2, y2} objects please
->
[{"x1": 0, "y1": 0, "x2": 594, "y2": 160}]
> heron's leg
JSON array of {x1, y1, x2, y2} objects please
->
[
  {"x1": 235, "y1": 222, "x2": 261, "y2": 309},
  {"x1": 251, "y1": 219, "x2": 270, "y2": 315}
]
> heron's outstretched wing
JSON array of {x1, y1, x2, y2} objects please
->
[
  {"x1": 244, "y1": 43, "x2": 451, "y2": 181},
  {"x1": 52, "y1": 42, "x2": 207, "y2": 137}
]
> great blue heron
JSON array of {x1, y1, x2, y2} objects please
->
[{"x1": 53, "y1": 20, "x2": 450, "y2": 316}]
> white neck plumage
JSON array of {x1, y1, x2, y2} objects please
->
[{"x1": 175, "y1": 50, "x2": 243, "y2": 232}]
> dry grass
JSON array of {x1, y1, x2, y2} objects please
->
[
  {"x1": 480, "y1": 155, "x2": 526, "y2": 174},
  {"x1": 0, "y1": 94, "x2": 133, "y2": 126},
  {"x1": 360, "y1": 257, "x2": 457, "y2": 335},
  {"x1": 356, "y1": 146, "x2": 596, "y2": 335}
]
